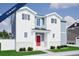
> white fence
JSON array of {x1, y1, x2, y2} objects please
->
[{"x1": 0, "y1": 39, "x2": 15, "y2": 51}]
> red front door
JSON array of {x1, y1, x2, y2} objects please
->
[{"x1": 36, "y1": 35, "x2": 41, "y2": 46}]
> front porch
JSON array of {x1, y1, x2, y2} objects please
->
[
  {"x1": 32, "y1": 28, "x2": 50, "y2": 50},
  {"x1": 35, "y1": 33, "x2": 46, "y2": 50}
]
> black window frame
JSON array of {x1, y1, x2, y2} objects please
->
[
  {"x1": 22, "y1": 13, "x2": 30, "y2": 20},
  {"x1": 51, "y1": 18, "x2": 57, "y2": 24}
]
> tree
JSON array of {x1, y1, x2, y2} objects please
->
[
  {"x1": 0, "y1": 32, "x2": 3, "y2": 38},
  {"x1": 2, "y1": 30, "x2": 9, "y2": 39},
  {"x1": 0, "y1": 30, "x2": 11, "y2": 39}
]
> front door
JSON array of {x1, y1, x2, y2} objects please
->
[{"x1": 36, "y1": 35, "x2": 41, "y2": 46}]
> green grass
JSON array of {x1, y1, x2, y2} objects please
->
[
  {"x1": 49, "y1": 46, "x2": 79, "y2": 52},
  {"x1": 0, "y1": 50, "x2": 46, "y2": 56}
]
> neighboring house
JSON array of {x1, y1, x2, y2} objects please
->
[
  {"x1": 0, "y1": 7, "x2": 67, "y2": 51},
  {"x1": 67, "y1": 22, "x2": 79, "y2": 45}
]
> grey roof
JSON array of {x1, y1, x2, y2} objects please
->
[
  {"x1": 68, "y1": 22, "x2": 79, "y2": 28},
  {"x1": 32, "y1": 28, "x2": 50, "y2": 31}
]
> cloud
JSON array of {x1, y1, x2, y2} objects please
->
[
  {"x1": 64, "y1": 16, "x2": 76, "y2": 28},
  {"x1": 50, "y1": 3, "x2": 79, "y2": 9}
]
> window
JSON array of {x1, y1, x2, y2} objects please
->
[
  {"x1": 36, "y1": 18, "x2": 44, "y2": 27},
  {"x1": 24, "y1": 32, "x2": 27, "y2": 38},
  {"x1": 42, "y1": 34, "x2": 44, "y2": 41},
  {"x1": 22, "y1": 14, "x2": 24, "y2": 19},
  {"x1": 51, "y1": 18, "x2": 54, "y2": 23},
  {"x1": 42, "y1": 18, "x2": 44, "y2": 25},
  {"x1": 74, "y1": 23, "x2": 77, "y2": 26},
  {"x1": 53, "y1": 34, "x2": 55, "y2": 38},
  {"x1": 22, "y1": 14, "x2": 30, "y2": 20},
  {"x1": 37, "y1": 19, "x2": 40, "y2": 26},
  {"x1": 28, "y1": 15, "x2": 30, "y2": 20},
  {"x1": 55, "y1": 19, "x2": 57, "y2": 23},
  {"x1": 51, "y1": 18, "x2": 57, "y2": 23}
]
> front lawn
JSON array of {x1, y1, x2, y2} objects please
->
[
  {"x1": 49, "y1": 46, "x2": 79, "y2": 52},
  {"x1": 0, "y1": 50, "x2": 46, "y2": 56}
]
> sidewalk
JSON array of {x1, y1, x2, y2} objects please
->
[{"x1": 32, "y1": 50, "x2": 79, "y2": 56}]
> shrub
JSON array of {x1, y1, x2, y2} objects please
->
[
  {"x1": 57, "y1": 46, "x2": 61, "y2": 49},
  {"x1": 27, "y1": 47, "x2": 33, "y2": 51},
  {"x1": 62, "y1": 45, "x2": 67, "y2": 47},
  {"x1": 19, "y1": 48, "x2": 26, "y2": 52},
  {"x1": 50, "y1": 46, "x2": 55, "y2": 49},
  {"x1": 57, "y1": 45, "x2": 68, "y2": 49},
  {"x1": 60, "y1": 45, "x2": 67, "y2": 48},
  {"x1": 68, "y1": 42, "x2": 75, "y2": 44},
  {"x1": 72, "y1": 43, "x2": 75, "y2": 44}
]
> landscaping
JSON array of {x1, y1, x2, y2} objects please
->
[
  {"x1": 49, "y1": 46, "x2": 79, "y2": 52},
  {"x1": 0, "y1": 46, "x2": 79, "y2": 56},
  {"x1": 0, "y1": 50, "x2": 46, "y2": 56}
]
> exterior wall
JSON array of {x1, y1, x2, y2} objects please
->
[
  {"x1": 11, "y1": 7, "x2": 67, "y2": 51},
  {"x1": 16, "y1": 9, "x2": 36, "y2": 51},
  {"x1": 45, "y1": 15, "x2": 61, "y2": 48},
  {"x1": 0, "y1": 39, "x2": 15, "y2": 50},
  {"x1": 61, "y1": 21, "x2": 67, "y2": 45},
  {"x1": 67, "y1": 29, "x2": 78, "y2": 44}
]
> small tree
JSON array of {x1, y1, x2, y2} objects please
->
[
  {"x1": 0, "y1": 30, "x2": 11, "y2": 39},
  {"x1": 2, "y1": 30, "x2": 10, "y2": 39},
  {"x1": 0, "y1": 32, "x2": 3, "y2": 38}
]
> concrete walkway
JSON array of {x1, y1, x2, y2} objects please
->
[{"x1": 32, "y1": 50, "x2": 79, "y2": 56}]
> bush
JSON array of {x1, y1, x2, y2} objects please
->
[
  {"x1": 62, "y1": 45, "x2": 67, "y2": 47},
  {"x1": 50, "y1": 46, "x2": 55, "y2": 49},
  {"x1": 57, "y1": 46, "x2": 61, "y2": 49},
  {"x1": 57, "y1": 45, "x2": 68, "y2": 49},
  {"x1": 60, "y1": 45, "x2": 67, "y2": 48},
  {"x1": 19, "y1": 48, "x2": 26, "y2": 52},
  {"x1": 68, "y1": 42, "x2": 75, "y2": 44},
  {"x1": 27, "y1": 47, "x2": 33, "y2": 51}
]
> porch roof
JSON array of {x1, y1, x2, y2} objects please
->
[{"x1": 32, "y1": 28, "x2": 50, "y2": 33}]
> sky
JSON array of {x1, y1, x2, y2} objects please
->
[{"x1": 0, "y1": 3, "x2": 79, "y2": 32}]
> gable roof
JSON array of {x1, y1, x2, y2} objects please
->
[
  {"x1": 17, "y1": 7, "x2": 37, "y2": 14},
  {"x1": 68, "y1": 22, "x2": 79, "y2": 28},
  {"x1": 45, "y1": 12, "x2": 62, "y2": 19}
]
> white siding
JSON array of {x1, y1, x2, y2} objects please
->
[
  {"x1": 16, "y1": 9, "x2": 36, "y2": 51},
  {"x1": 45, "y1": 15, "x2": 61, "y2": 48},
  {"x1": 0, "y1": 39, "x2": 15, "y2": 50}
]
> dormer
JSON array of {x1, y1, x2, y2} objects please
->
[{"x1": 35, "y1": 15, "x2": 46, "y2": 29}]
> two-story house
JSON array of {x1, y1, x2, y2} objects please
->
[{"x1": 11, "y1": 7, "x2": 67, "y2": 52}]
